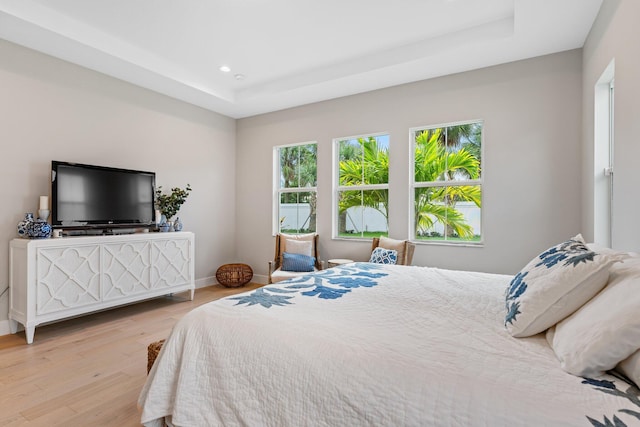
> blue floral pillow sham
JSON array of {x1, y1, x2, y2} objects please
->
[
  {"x1": 505, "y1": 234, "x2": 626, "y2": 338},
  {"x1": 281, "y1": 252, "x2": 316, "y2": 272},
  {"x1": 369, "y1": 247, "x2": 398, "y2": 265}
]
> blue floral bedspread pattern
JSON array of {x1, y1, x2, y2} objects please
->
[
  {"x1": 583, "y1": 376, "x2": 640, "y2": 426},
  {"x1": 229, "y1": 263, "x2": 388, "y2": 308}
]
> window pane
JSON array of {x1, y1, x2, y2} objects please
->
[
  {"x1": 339, "y1": 139, "x2": 363, "y2": 186},
  {"x1": 298, "y1": 144, "x2": 317, "y2": 187},
  {"x1": 445, "y1": 123, "x2": 482, "y2": 181},
  {"x1": 414, "y1": 123, "x2": 481, "y2": 183},
  {"x1": 339, "y1": 135, "x2": 389, "y2": 186},
  {"x1": 337, "y1": 189, "x2": 388, "y2": 238},
  {"x1": 279, "y1": 191, "x2": 316, "y2": 233},
  {"x1": 279, "y1": 144, "x2": 317, "y2": 189},
  {"x1": 414, "y1": 186, "x2": 481, "y2": 242}
]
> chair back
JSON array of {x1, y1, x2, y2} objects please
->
[
  {"x1": 274, "y1": 233, "x2": 322, "y2": 270},
  {"x1": 371, "y1": 237, "x2": 415, "y2": 266}
]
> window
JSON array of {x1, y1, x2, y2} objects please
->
[
  {"x1": 274, "y1": 142, "x2": 317, "y2": 234},
  {"x1": 411, "y1": 121, "x2": 483, "y2": 244},
  {"x1": 594, "y1": 59, "x2": 615, "y2": 247},
  {"x1": 334, "y1": 133, "x2": 389, "y2": 239}
]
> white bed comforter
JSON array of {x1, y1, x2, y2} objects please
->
[{"x1": 139, "y1": 263, "x2": 640, "y2": 426}]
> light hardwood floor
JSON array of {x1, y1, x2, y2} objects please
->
[{"x1": 0, "y1": 283, "x2": 262, "y2": 426}]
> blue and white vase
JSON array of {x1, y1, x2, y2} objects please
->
[
  {"x1": 28, "y1": 219, "x2": 52, "y2": 239},
  {"x1": 17, "y1": 213, "x2": 34, "y2": 238},
  {"x1": 173, "y1": 217, "x2": 183, "y2": 232},
  {"x1": 158, "y1": 214, "x2": 170, "y2": 232}
]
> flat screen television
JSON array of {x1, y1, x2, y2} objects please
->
[{"x1": 51, "y1": 161, "x2": 156, "y2": 230}]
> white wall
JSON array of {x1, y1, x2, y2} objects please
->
[
  {"x1": 236, "y1": 50, "x2": 584, "y2": 279},
  {"x1": 582, "y1": 0, "x2": 640, "y2": 251},
  {"x1": 0, "y1": 39, "x2": 237, "y2": 331}
]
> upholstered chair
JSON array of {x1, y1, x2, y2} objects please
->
[
  {"x1": 369, "y1": 236, "x2": 415, "y2": 266},
  {"x1": 268, "y1": 233, "x2": 324, "y2": 284}
]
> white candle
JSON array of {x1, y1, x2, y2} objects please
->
[{"x1": 39, "y1": 196, "x2": 48, "y2": 210}]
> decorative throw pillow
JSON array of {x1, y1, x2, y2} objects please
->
[
  {"x1": 279, "y1": 233, "x2": 315, "y2": 263},
  {"x1": 285, "y1": 239, "x2": 313, "y2": 257},
  {"x1": 546, "y1": 256, "x2": 640, "y2": 377},
  {"x1": 378, "y1": 236, "x2": 406, "y2": 265},
  {"x1": 369, "y1": 247, "x2": 398, "y2": 265},
  {"x1": 281, "y1": 252, "x2": 316, "y2": 272},
  {"x1": 504, "y1": 234, "x2": 626, "y2": 338}
]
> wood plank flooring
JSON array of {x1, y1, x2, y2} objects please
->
[{"x1": 0, "y1": 283, "x2": 263, "y2": 426}]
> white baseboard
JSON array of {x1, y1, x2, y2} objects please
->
[
  {"x1": 195, "y1": 275, "x2": 216, "y2": 289},
  {"x1": 253, "y1": 274, "x2": 268, "y2": 285},
  {"x1": 0, "y1": 319, "x2": 14, "y2": 337}
]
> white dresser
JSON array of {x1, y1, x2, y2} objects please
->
[{"x1": 9, "y1": 231, "x2": 195, "y2": 344}]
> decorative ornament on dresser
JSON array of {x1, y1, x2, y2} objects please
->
[
  {"x1": 38, "y1": 195, "x2": 50, "y2": 221},
  {"x1": 155, "y1": 184, "x2": 191, "y2": 231},
  {"x1": 18, "y1": 196, "x2": 53, "y2": 239},
  {"x1": 173, "y1": 217, "x2": 183, "y2": 232},
  {"x1": 17, "y1": 213, "x2": 34, "y2": 238},
  {"x1": 28, "y1": 220, "x2": 52, "y2": 239},
  {"x1": 158, "y1": 215, "x2": 170, "y2": 232}
]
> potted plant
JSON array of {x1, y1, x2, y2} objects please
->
[{"x1": 155, "y1": 184, "x2": 192, "y2": 231}]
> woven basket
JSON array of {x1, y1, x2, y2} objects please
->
[
  {"x1": 147, "y1": 339, "x2": 165, "y2": 374},
  {"x1": 216, "y1": 263, "x2": 253, "y2": 288}
]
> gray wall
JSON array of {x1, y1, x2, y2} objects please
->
[
  {"x1": 0, "y1": 39, "x2": 237, "y2": 334},
  {"x1": 237, "y1": 50, "x2": 584, "y2": 280},
  {"x1": 581, "y1": 0, "x2": 640, "y2": 251}
]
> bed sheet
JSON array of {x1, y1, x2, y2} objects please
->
[{"x1": 139, "y1": 263, "x2": 640, "y2": 426}]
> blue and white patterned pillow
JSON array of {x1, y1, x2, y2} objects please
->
[
  {"x1": 369, "y1": 247, "x2": 398, "y2": 265},
  {"x1": 505, "y1": 234, "x2": 627, "y2": 337},
  {"x1": 281, "y1": 252, "x2": 316, "y2": 272}
]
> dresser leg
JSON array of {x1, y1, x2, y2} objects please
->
[
  {"x1": 189, "y1": 288, "x2": 194, "y2": 301},
  {"x1": 25, "y1": 326, "x2": 35, "y2": 344}
]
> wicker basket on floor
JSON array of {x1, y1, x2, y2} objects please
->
[
  {"x1": 216, "y1": 263, "x2": 253, "y2": 288},
  {"x1": 147, "y1": 339, "x2": 165, "y2": 374}
]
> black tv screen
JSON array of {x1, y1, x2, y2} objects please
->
[{"x1": 51, "y1": 161, "x2": 155, "y2": 228}]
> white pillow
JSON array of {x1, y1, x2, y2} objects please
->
[
  {"x1": 617, "y1": 349, "x2": 640, "y2": 388},
  {"x1": 285, "y1": 239, "x2": 313, "y2": 257},
  {"x1": 587, "y1": 242, "x2": 640, "y2": 258},
  {"x1": 279, "y1": 233, "x2": 315, "y2": 263},
  {"x1": 505, "y1": 234, "x2": 625, "y2": 337},
  {"x1": 546, "y1": 256, "x2": 640, "y2": 377}
]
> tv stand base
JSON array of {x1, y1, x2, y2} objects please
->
[{"x1": 9, "y1": 232, "x2": 195, "y2": 344}]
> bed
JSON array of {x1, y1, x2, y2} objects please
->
[{"x1": 138, "y1": 258, "x2": 640, "y2": 426}]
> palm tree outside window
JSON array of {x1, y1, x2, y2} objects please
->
[
  {"x1": 274, "y1": 142, "x2": 317, "y2": 234},
  {"x1": 411, "y1": 121, "x2": 483, "y2": 243}
]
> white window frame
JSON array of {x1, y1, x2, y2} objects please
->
[
  {"x1": 409, "y1": 120, "x2": 484, "y2": 246},
  {"x1": 332, "y1": 132, "x2": 390, "y2": 240},
  {"x1": 273, "y1": 141, "x2": 318, "y2": 235},
  {"x1": 594, "y1": 59, "x2": 615, "y2": 247}
]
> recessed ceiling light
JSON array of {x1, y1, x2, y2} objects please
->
[
  {"x1": 219, "y1": 65, "x2": 231, "y2": 73},
  {"x1": 234, "y1": 74, "x2": 245, "y2": 80}
]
